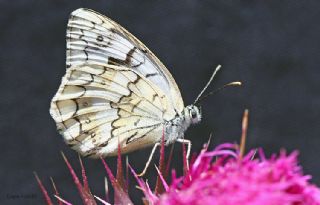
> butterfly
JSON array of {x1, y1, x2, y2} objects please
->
[{"x1": 50, "y1": 8, "x2": 239, "y2": 174}]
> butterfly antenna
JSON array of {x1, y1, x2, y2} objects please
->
[
  {"x1": 195, "y1": 81, "x2": 242, "y2": 105},
  {"x1": 194, "y1": 65, "x2": 221, "y2": 105}
]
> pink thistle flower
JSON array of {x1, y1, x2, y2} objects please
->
[{"x1": 148, "y1": 144, "x2": 320, "y2": 205}]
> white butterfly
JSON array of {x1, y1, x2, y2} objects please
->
[{"x1": 50, "y1": 8, "x2": 237, "y2": 174}]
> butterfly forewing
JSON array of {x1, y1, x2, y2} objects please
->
[{"x1": 66, "y1": 8, "x2": 184, "y2": 114}]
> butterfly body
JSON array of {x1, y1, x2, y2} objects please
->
[
  {"x1": 50, "y1": 8, "x2": 201, "y2": 158},
  {"x1": 164, "y1": 105, "x2": 201, "y2": 145}
]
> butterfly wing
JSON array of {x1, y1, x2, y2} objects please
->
[
  {"x1": 50, "y1": 64, "x2": 171, "y2": 157},
  {"x1": 50, "y1": 8, "x2": 185, "y2": 157},
  {"x1": 66, "y1": 8, "x2": 184, "y2": 117}
]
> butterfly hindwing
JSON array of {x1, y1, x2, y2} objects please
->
[{"x1": 50, "y1": 64, "x2": 168, "y2": 157}]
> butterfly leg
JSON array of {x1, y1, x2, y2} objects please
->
[
  {"x1": 176, "y1": 138, "x2": 192, "y2": 170},
  {"x1": 138, "y1": 142, "x2": 160, "y2": 177}
]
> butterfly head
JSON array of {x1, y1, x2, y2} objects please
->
[{"x1": 185, "y1": 105, "x2": 202, "y2": 125}]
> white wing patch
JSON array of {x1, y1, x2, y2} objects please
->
[{"x1": 50, "y1": 64, "x2": 169, "y2": 157}]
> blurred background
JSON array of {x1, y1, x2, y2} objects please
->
[{"x1": 1, "y1": 0, "x2": 320, "y2": 204}]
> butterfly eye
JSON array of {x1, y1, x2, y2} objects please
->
[{"x1": 190, "y1": 110, "x2": 197, "y2": 119}]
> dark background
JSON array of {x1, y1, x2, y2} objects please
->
[{"x1": 1, "y1": 0, "x2": 320, "y2": 204}]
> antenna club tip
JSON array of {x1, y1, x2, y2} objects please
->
[{"x1": 228, "y1": 81, "x2": 242, "y2": 86}]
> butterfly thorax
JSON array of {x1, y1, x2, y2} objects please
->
[{"x1": 164, "y1": 105, "x2": 201, "y2": 144}]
